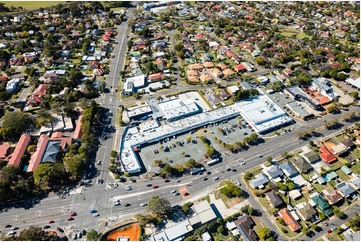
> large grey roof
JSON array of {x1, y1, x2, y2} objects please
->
[{"x1": 41, "y1": 141, "x2": 60, "y2": 163}]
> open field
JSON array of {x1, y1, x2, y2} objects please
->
[
  {"x1": 1, "y1": 1, "x2": 65, "y2": 11},
  {"x1": 106, "y1": 223, "x2": 140, "y2": 241}
]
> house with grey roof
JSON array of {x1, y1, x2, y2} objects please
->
[
  {"x1": 42, "y1": 141, "x2": 60, "y2": 163},
  {"x1": 300, "y1": 150, "x2": 320, "y2": 164},
  {"x1": 341, "y1": 166, "x2": 352, "y2": 176},
  {"x1": 336, "y1": 181, "x2": 356, "y2": 198},
  {"x1": 262, "y1": 165, "x2": 283, "y2": 182},
  {"x1": 265, "y1": 190, "x2": 284, "y2": 208},
  {"x1": 296, "y1": 203, "x2": 317, "y2": 222},
  {"x1": 234, "y1": 215, "x2": 259, "y2": 241},
  {"x1": 349, "y1": 176, "x2": 360, "y2": 190},
  {"x1": 250, "y1": 173, "x2": 269, "y2": 189},
  {"x1": 279, "y1": 162, "x2": 298, "y2": 178},
  {"x1": 292, "y1": 157, "x2": 313, "y2": 174}
]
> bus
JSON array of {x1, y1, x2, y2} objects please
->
[{"x1": 207, "y1": 158, "x2": 221, "y2": 166}]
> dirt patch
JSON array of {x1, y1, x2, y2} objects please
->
[{"x1": 106, "y1": 223, "x2": 140, "y2": 241}]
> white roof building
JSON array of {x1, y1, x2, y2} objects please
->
[{"x1": 235, "y1": 94, "x2": 293, "y2": 133}]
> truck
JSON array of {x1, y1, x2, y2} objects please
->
[
  {"x1": 207, "y1": 158, "x2": 221, "y2": 166},
  {"x1": 190, "y1": 167, "x2": 204, "y2": 175}
]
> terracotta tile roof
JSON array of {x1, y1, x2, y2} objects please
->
[
  {"x1": 27, "y1": 134, "x2": 49, "y2": 172},
  {"x1": 7, "y1": 134, "x2": 31, "y2": 168},
  {"x1": 279, "y1": 208, "x2": 302, "y2": 232},
  {"x1": 73, "y1": 115, "x2": 83, "y2": 140},
  {"x1": 0, "y1": 142, "x2": 10, "y2": 159},
  {"x1": 319, "y1": 145, "x2": 337, "y2": 163}
]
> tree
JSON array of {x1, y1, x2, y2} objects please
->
[
  {"x1": 346, "y1": 213, "x2": 360, "y2": 231},
  {"x1": 174, "y1": 42, "x2": 183, "y2": 52},
  {"x1": 258, "y1": 228, "x2": 272, "y2": 240},
  {"x1": 33, "y1": 163, "x2": 69, "y2": 191},
  {"x1": 63, "y1": 156, "x2": 84, "y2": 180},
  {"x1": 86, "y1": 229, "x2": 100, "y2": 241},
  {"x1": 350, "y1": 92, "x2": 359, "y2": 99},
  {"x1": 332, "y1": 206, "x2": 345, "y2": 219},
  {"x1": 325, "y1": 119, "x2": 339, "y2": 129},
  {"x1": 147, "y1": 196, "x2": 171, "y2": 216},
  {"x1": 1, "y1": 111, "x2": 34, "y2": 137},
  {"x1": 110, "y1": 150, "x2": 118, "y2": 158},
  {"x1": 8, "y1": 226, "x2": 59, "y2": 241},
  {"x1": 327, "y1": 104, "x2": 340, "y2": 114},
  {"x1": 277, "y1": 182, "x2": 288, "y2": 191},
  {"x1": 241, "y1": 205, "x2": 254, "y2": 215},
  {"x1": 217, "y1": 225, "x2": 225, "y2": 235},
  {"x1": 244, "y1": 171, "x2": 254, "y2": 180},
  {"x1": 286, "y1": 180, "x2": 296, "y2": 190}
]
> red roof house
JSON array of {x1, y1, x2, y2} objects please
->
[
  {"x1": 319, "y1": 146, "x2": 337, "y2": 164},
  {"x1": 27, "y1": 134, "x2": 49, "y2": 172},
  {"x1": 279, "y1": 208, "x2": 302, "y2": 232},
  {"x1": 234, "y1": 64, "x2": 247, "y2": 72},
  {"x1": 7, "y1": 134, "x2": 31, "y2": 168}
]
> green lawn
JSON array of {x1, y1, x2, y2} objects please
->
[
  {"x1": 312, "y1": 182, "x2": 327, "y2": 193},
  {"x1": 224, "y1": 98, "x2": 235, "y2": 105},
  {"x1": 350, "y1": 148, "x2": 360, "y2": 160},
  {"x1": 110, "y1": 7, "x2": 125, "y2": 12},
  {"x1": 350, "y1": 162, "x2": 360, "y2": 174},
  {"x1": 70, "y1": 58, "x2": 80, "y2": 64},
  {"x1": 335, "y1": 169, "x2": 350, "y2": 181},
  {"x1": 330, "y1": 160, "x2": 344, "y2": 170},
  {"x1": 326, "y1": 232, "x2": 344, "y2": 241},
  {"x1": 2, "y1": 1, "x2": 66, "y2": 10}
]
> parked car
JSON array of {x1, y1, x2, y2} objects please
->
[
  {"x1": 97, "y1": 160, "x2": 102, "y2": 165},
  {"x1": 70, "y1": 212, "x2": 77, "y2": 216},
  {"x1": 7, "y1": 231, "x2": 16, "y2": 236},
  {"x1": 124, "y1": 203, "x2": 131, "y2": 207},
  {"x1": 57, "y1": 227, "x2": 64, "y2": 233},
  {"x1": 43, "y1": 225, "x2": 51, "y2": 229},
  {"x1": 66, "y1": 217, "x2": 73, "y2": 221},
  {"x1": 93, "y1": 213, "x2": 100, "y2": 217},
  {"x1": 49, "y1": 220, "x2": 55, "y2": 224},
  {"x1": 153, "y1": 185, "x2": 159, "y2": 189},
  {"x1": 89, "y1": 210, "x2": 97, "y2": 213},
  {"x1": 213, "y1": 177, "x2": 219, "y2": 180},
  {"x1": 140, "y1": 203, "x2": 147, "y2": 207},
  {"x1": 146, "y1": 183, "x2": 152, "y2": 187},
  {"x1": 4, "y1": 225, "x2": 11, "y2": 228}
]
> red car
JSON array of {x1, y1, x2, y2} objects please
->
[
  {"x1": 327, "y1": 229, "x2": 332, "y2": 234},
  {"x1": 153, "y1": 185, "x2": 159, "y2": 189},
  {"x1": 70, "y1": 212, "x2": 77, "y2": 216},
  {"x1": 49, "y1": 220, "x2": 54, "y2": 224},
  {"x1": 66, "y1": 217, "x2": 73, "y2": 221}
]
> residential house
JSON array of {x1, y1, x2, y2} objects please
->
[
  {"x1": 234, "y1": 216, "x2": 259, "y2": 241},
  {"x1": 300, "y1": 150, "x2": 320, "y2": 164},
  {"x1": 188, "y1": 63, "x2": 204, "y2": 71},
  {"x1": 7, "y1": 134, "x2": 31, "y2": 168},
  {"x1": 222, "y1": 68, "x2": 235, "y2": 78},
  {"x1": 6, "y1": 78, "x2": 21, "y2": 93},
  {"x1": 335, "y1": 181, "x2": 356, "y2": 198},
  {"x1": 311, "y1": 77, "x2": 336, "y2": 101},
  {"x1": 289, "y1": 190, "x2": 302, "y2": 200},
  {"x1": 219, "y1": 89, "x2": 231, "y2": 100},
  {"x1": 239, "y1": 81, "x2": 252, "y2": 90},
  {"x1": 234, "y1": 64, "x2": 247, "y2": 73},
  {"x1": 50, "y1": 132, "x2": 72, "y2": 150},
  {"x1": 216, "y1": 63, "x2": 228, "y2": 70},
  {"x1": 309, "y1": 192, "x2": 333, "y2": 217},
  {"x1": 203, "y1": 62, "x2": 215, "y2": 69},
  {"x1": 322, "y1": 190, "x2": 343, "y2": 205},
  {"x1": 212, "y1": 68, "x2": 223, "y2": 78},
  {"x1": 265, "y1": 190, "x2": 284, "y2": 208},
  {"x1": 200, "y1": 73, "x2": 213, "y2": 83},
  {"x1": 226, "y1": 86, "x2": 239, "y2": 96},
  {"x1": 278, "y1": 208, "x2": 302, "y2": 232},
  {"x1": 26, "y1": 84, "x2": 48, "y2": 108},
  {"x1": 188, "y1": 200, "x2": 217, "y2": 229},
  {"x1": 187, "y1": 70, "x2": 200, "y2": 82},
  {"x1": 340, "y1": 165, "x2": 352, "y2": 176},
  {"x1": 348, "y1": 176, "x2": 360, "y2": 190},
  {"x1": 250, "y1": 173, "x2": 269, "y2": 189},
  {"x1": 280, "y1": 162, "x2": 307, "y2": 187},
  {"x1": 341, "y1": 139, "x2": 355, "y2": 150},
  {"x1": 148, "y1": 73, "x2": 165, "y2": 82},
  {"x1": 319, "y1": 145, "x2": 337, "y2": 164},
  {"x1": 292, "y1": 157, "x2": 313, "y2": 174},
  {"x1": 152, "y1": 219, "x2": 193, "y2": 241},
  {"x1": 296, "y1": 203, "x2": 317, "y2": 222},
  {"x1": 262, "y1": 165, "x2": 283, "y2": 182}
]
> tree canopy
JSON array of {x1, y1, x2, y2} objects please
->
[
  {"x1": 5, "y1": 226, "x2": 59, "y2": 241},
  {"x1": 1, "y1": 111, "x2": 34, "y2": 138},
  {"x1": 33, "y1": 163, "x2": 69, "y2": 191},
  {"x1": 147, "y1": 195, "x2": 171, "y2": 216}
]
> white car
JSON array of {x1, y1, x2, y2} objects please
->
[
  {"x1": 213, "y1": 177, "x2": 219, "y2": 180},
  {"x1": 171, "y1": 190, "x2": 177, "y2": 193},
  {"x1": 140, "y1": 203, "x2": 147, "y2": 207},
  {"x1": 97, "y1": 160, "x2": 102, "y2": 165},
  {"x1": 7, "y1": 231, "x2": 16, "y2": 236},
  {"x1": 93, "y1": 213, "x2": 100, "y2": 217}
]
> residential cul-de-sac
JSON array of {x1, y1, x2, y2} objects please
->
[{"x1": 0, "y1": 1, "x2": 359, "y2": 241}]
